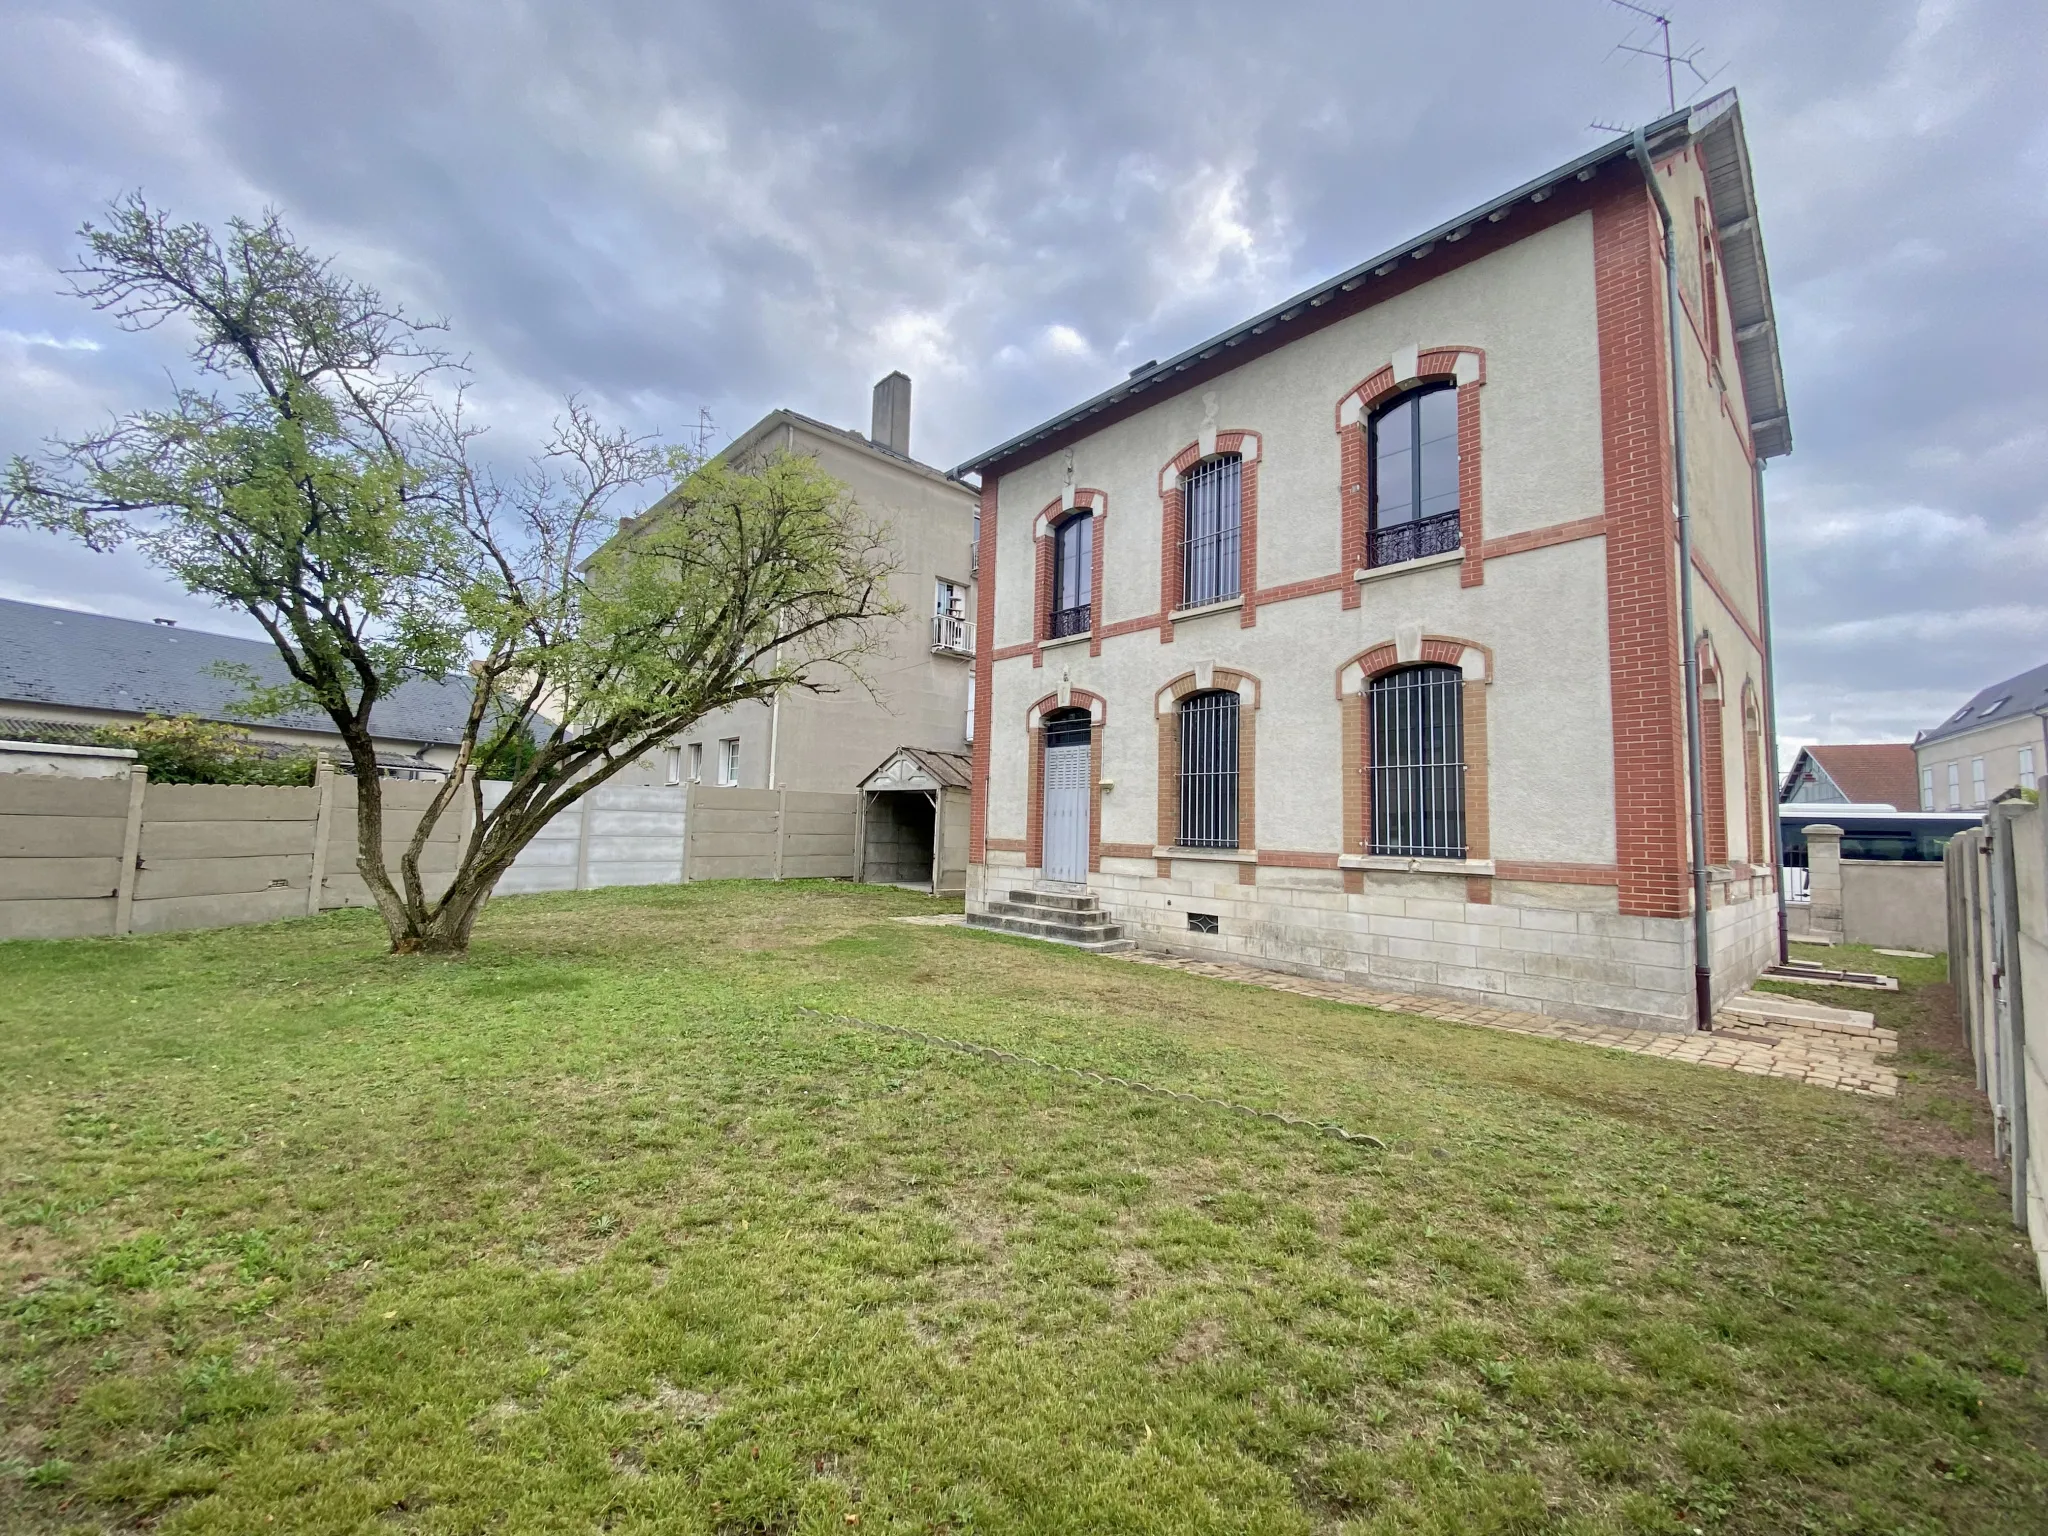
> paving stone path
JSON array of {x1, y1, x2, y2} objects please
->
[
  {"x1": 899, "y1": 914, "x2": 1899, "y2": 1097},
  {"x1": 1111, "y1": 951, "x2": 1898, "y2": 1099}
]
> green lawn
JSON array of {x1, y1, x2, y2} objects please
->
[{"x1": 2, "y1": 885, "x2": 2044, "y2": 1534}]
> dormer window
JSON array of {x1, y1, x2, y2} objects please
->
[{"x1": 1368, "y1": 384, "x2": 1460, "y2": 568}]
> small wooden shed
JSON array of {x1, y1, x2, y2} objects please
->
[{"x1": 857, "y1": 746, "x2": 971, "y2": 895}]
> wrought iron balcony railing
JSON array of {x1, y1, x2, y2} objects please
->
[
  {"x1": 1367, "y1": 510, "x2": 1462, "y2": 570},
  {"x1": 1048, "y1": 603, "x2": 1090, "y2": 639}
]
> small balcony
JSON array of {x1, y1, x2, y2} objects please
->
[
  {"x1": 931, "y1": 614, "x2": 975, "y2": 656},
  {"x1": 1368, "y1": 510, "x2": 1461, "y2": 570}
]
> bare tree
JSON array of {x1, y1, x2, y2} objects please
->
[{"x1": 4, "y1": 196, "x2": 896, "y2": 953}]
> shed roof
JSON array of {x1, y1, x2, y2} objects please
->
[
  {"x1": 0, "y1": 598, "x2": 475, "y2": 746},
  {"x1": 957, "y1": 90, "x2": 1787, "y2": 476},
  {"x1": 858, "y1": 745, "x2": 973, "y2": 792}
]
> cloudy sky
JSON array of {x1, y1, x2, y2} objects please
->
[{"x1": 1, "y1": 0, "x2": 2041, "y2": 755}]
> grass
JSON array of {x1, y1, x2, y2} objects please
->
[{"x1": 0, "y1": 883, "x2": 2043, "y2": 1534}]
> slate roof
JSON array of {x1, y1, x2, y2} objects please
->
[
  {"x1": 0, "y1": 598, "x2": 475, "y2": 745},
  {"x1": 1783, "y1": 744, "x2": 1920, "y2": 810},
  {"x1": 1916, "y1": 660, "x2": 2048, "y2": 749}
]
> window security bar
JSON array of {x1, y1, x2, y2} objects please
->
[
  {"x1": 1180, "y1": 455, "x2": 1242, "y2": 608},
  {"x1": 1370, "y1": 665, "x2": 1466, "y2": 859},
  {"x1": 1368, "y1": 508, "x2": 1462, "y2": 569},
  {"x1": 930, "y1": 614, "x2": 975, "y2": 654},
  {"x1": 1178, "y1": 690, "x2": 1240, "y2": 849}
]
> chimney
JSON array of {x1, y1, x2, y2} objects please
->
[{"x1": 870, "y1": 371, "x2": 911, "y2": 458}]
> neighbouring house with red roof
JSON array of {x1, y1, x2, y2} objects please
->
[{"x1": 1779, "y1": 743, "x2": 1920, "y2": 811}]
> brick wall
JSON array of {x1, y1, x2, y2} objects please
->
[{"x1": 1593, "y1": 183, "x2": 1689, "y2": 918}]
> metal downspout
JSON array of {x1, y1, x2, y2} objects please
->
[
  {"x1": 1635, "y1": 125, "x2": 1716, "y2": 1032},
  {"x1": 1755, "y1": 459, "x2": 1788, "y2": 964}
]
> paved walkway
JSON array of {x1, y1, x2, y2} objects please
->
[
  {"x1": 1113, "y1": 952, "x2": 1898, "y2": 1099},
  {"x1": 900, "y1": 915, "x2": 1899, "y2": 1097}
]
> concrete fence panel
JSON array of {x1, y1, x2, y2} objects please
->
[
  {"x1": 1948, "y1": 801, "x2": 2048, "y2": 1301},
  {"x1": 683, "y1": 786, "x2": 857, "y2": 883},
  {"x1": 1840, "y1": 860, "x2": 1949, "y2": 954}
]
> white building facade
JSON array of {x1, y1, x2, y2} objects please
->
[{"x1": 960, "y1": 96, "x2": 1791, "y2": 1032}]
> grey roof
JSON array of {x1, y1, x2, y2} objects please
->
[
  {"x1": 1916, "y1": 660, "x2": 2048, "y2": 748},
  {"x1": 0, "y1": 598, "x2": 475, "y2": 745},
  {"x1": 858, "y1": 745, "x2": 973, "y2": 792},
  {"x1": 957, "y1": 90, "x2": 1788, "y2": 476},
  {"x1": 721, "y1": 408, "x2": 976, "y2": 493}
]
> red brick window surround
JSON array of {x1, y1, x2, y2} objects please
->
[
  {"x1": 1335, "y1": 347, "x2": 1486, "y2": 599},
  {"x1": 1336, "y1": 637, "x2": 1492, "y2": 889},
  {"x1": 1024, "y1": 688, "x2": 1106, "y2": 874},
  {"x1": 1030, "y1": 489, "x2": 1106, "y2": 665},
  {"x1": 1740, "y1": 679, "x2": 1765, "y2": 875},
  {"x1": 1153, "y1": 667, "x2": 1260, "y2": 881},
  {"x1": 1695, "y1": 198, "x2": 1722, "y2": 368},
  {"x1": 1157, "y1": 431, "x2": 1261, "y2": 641},
  {"x1": 1697, "y1": 636, "x2": 1729, "y2": 868}
]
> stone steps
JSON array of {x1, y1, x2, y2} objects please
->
[
  {"x1": 965, "y1": 888, "x2": 1135, "y2": 953},
  {"x1": 1721, "y1": 990, "x2": 1879, "y2": 1035}
]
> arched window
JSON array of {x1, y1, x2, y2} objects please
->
[
  {"x1": 1179, "y1": 453, "x2": 1242, "y2": 607},
  {"x1": 1178, "y1": 690, "x2": 1239, "y2": 849},
  {"x1": 1370, "y1": 664, "x2": 1465, "y2": 858},
  {"x1": 1696, "y1": 200, "x2": 1722, "y2": 365},
  {"x1": 1368, "y1": 385, "x2": 1460, "y2": 568},
  {"x1": 1050, "y1": 513, "x2": 1092, "y2": 638}
]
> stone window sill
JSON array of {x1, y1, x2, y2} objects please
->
[
  {"x1": 1340, "y1": 853, "x2": 1495, "y2": 875},
  {"x1": 1154, "y1": 845, "x2": 1257, "y2": 864},
  {"x1": 1353, "y1": 548, "x2": 1463, "y2": 584},
  {"x1": 1171, "y1": 594, "x2": 1244, "y2": 621},
  {"x1": 1039, "y1": 630, "x2": 1092, "y2": 652}
]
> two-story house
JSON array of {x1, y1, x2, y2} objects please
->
[{"x1": 958, "y1": 93, "x2": 1790, "y2": 1033}]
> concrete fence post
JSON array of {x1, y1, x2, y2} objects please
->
[
  {"x1": 1993, "y1": 801, "x2": 2031, "y2": 1229},
  {"x1": 574, "y1": 787, "x2": 594, "y2": 891},
  {"x1": 684, "y1": 781, "x2": 696, "y2": 883},
  {"x1": 307, "y1": 754, "x2": 336, "y2": 915},
  {"x1": 112, "y1": 764, "x2": 148, "y2": 937},
  {"x1": 774, "y1": 788, "x2": 788, "y2": 881},
  {"x1": 1803, "y1": 824, "x2": 1845, "y2": 943}
]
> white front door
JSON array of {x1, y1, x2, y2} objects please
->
[{"x1": 1043, "y1": 741, "x2": 1091, "y2": 884}]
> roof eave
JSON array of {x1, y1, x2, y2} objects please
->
[{"x1": 958, "y1": 89, "x2": 1791, "y2": 477}]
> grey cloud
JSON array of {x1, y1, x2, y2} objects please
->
[{"x1": 1, "y1": 0, "x2": 2043, "y2": 755}]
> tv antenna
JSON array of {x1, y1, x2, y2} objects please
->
[
  {"x1": 693, "y1": 406, "x2": 716, "y2": 458},
  {"x1": 1601, "y1": 0, "x2": 1718, "y2": 116}
]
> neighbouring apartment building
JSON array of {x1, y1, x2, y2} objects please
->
[
  {"x1": 958, "y1": 92, "x2": 1790, "y2": 1033},
  {"x1": 610, "y1": 373, "x2": 980, "y2": 795},
  {"x1": 1914, "y1": 661, "x2": 2048, "y2": 811}
]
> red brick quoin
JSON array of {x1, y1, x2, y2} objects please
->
[{"x1": 1594, "y1": 179, "x2": 1688, "y2": 919}]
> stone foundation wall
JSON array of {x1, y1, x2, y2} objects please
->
[{"x1": 968, "y1": 855, "x2": 1776, "y2": 1034}]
